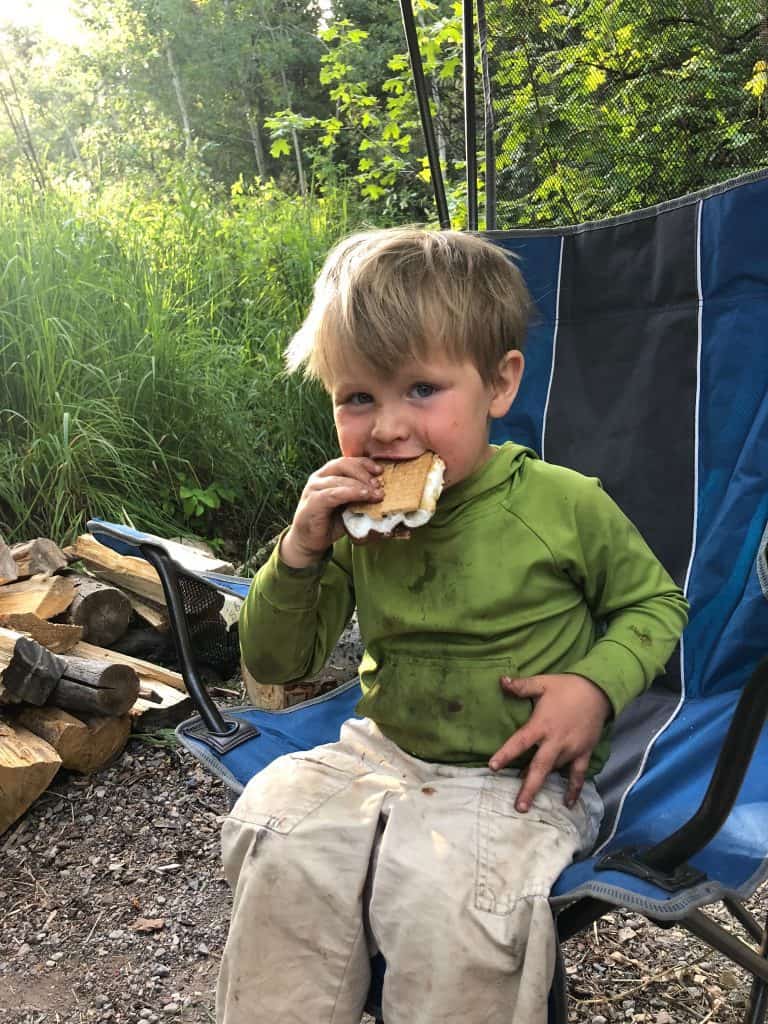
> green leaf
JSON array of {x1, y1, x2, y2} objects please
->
[{"x1": 270, "y1": 138, "x2": 291, "y2": 158}]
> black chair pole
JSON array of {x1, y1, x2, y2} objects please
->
[
  {"x1": 463, "y1": 0, "x2": 478, "y2": 229},
  {"x1": 476, "y1": 0, "x2": 496, "y2": 229},
  {"x1": 399, "y1": 0, "x2": 451, "y2": 229}
]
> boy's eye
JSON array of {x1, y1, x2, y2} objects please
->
[
  {"x1": 346, "y1": 392, "x2": 373, "y2": 406},
  {"x1": 411, "y1": 382, "x2": 436, "y2": 399}
]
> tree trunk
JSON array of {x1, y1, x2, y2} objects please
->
[
  {"x1": 246, "y1": 107, "x2": 267, "y2": 178},
  {"x1": 279, "y1": 67, "x2": 306, "y2": 195},
  {"x1": 166, "y1": 41, "x2": 193, "y2": 154}
]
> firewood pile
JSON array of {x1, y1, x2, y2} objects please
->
[{"x1": 0, "y1": 532, "x2": 238, "y2": 836}]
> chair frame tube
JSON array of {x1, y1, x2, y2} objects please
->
[
  {"x1": 141, "y1": 545, "x2": 232, "y2": 736},
  {"x1": 398, "y1": 0, "x2": 451, "y2": 229},
  {"x1": 476, "y1": 0, "x2": 496, "y2": 229},
  {"x1": 462, "y1": 0, "x2": 478, "y2": 229}
]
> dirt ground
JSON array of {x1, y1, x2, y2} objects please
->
[{"x1": 1, "y1": 724, "x2": 765, "y2": 1024}]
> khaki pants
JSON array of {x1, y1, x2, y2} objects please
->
[{"x1": 217, "y1": 718, "x2": 601, "y2": 1024}]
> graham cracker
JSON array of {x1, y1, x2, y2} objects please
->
[{"x1": 347, "y1": 452, "x2": 438, "y2": 519}]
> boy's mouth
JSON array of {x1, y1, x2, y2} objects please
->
[{"x1": 368, "y1": 451, "x2": 427, "y2": 463}]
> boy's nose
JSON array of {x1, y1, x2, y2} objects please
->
[{"x1": 371, "y1": 406, "x2": 409, "y2": 443}]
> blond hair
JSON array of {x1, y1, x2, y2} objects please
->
[{"x1": 285, "y1": 228, "x2": 531, "y2": 388}]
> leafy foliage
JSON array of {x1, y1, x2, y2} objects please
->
[
  {"x1": 482, "y1": 0, "x2": 768, "y2": 225},
  {"x1": 0, "y1": 178, "x2": 373, "y2": 549}
]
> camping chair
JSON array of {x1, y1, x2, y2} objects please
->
[
  {"x1": 88, "y1": 2, "x2": 768, "y2": 1016},
  {"x1": 86, "y1": 162, "x2": 768, "y2": 1024}
]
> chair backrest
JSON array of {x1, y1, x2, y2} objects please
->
[{"x1": 487, "y1": 169, "x2": 768, "y2": 842}]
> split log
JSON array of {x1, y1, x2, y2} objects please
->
[
  {"x1": 128, "y1": 594, "x2": 169, "y2": 631},
  {"x1": 52, "y1": 655, "x2": 140, "y2": 716},
  {"x1": 0, "y1": 542, "x2": 18, "y2": 585},
  {"x1": 70, "y1": 640, "x2": 186, "y2": 692},
  {"x1": 1, "y1": 636, "x2": 66, "y2": 705},
  {"x1": 12, "y1": 706, "x2": 131, "y2": 773},
  {"x1": 0, "y1": 614, "x2": 83, "y2": 653},
  {"x1": 65, "y1": 574, "x2": 131, "y2": 646},
  {"x1": 0, "y1": 573, "x2": 76, "y2": 620},
  {"x1": 130, "y1": 681, "x2": 193, "y2": 731},
  {"x1": 66, "y1": 534, "x2": 164, "y2": 604},
  {"x1": 0, "y1": 626, "x2": 21, "y2": 659},
  {"x1": 0, "y1": 718, "x2": 62, "y2": 835},
  {"x1": 10, "y1": 539, "x2": 68, "y2": 579}
]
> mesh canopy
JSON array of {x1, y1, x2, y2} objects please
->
[{"x1": 478, "y1": 0, "x2": 767, "y2": 227}]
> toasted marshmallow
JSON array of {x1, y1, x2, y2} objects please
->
[{"x1": 342, "y1": 452, "x2": 445, "y2": 541}]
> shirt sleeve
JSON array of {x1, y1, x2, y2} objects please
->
[
  {"x1": 559, "y1": 477, "x2": 689, "y2": 717},
  {"x1": 238, "y1": 531, "x2": 356, "y2": 691}
]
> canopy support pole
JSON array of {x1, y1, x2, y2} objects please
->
[
  {"x1": 399, "y1": 0, "x2": 451, "y2": 229},
  {"x1": 463, "y1": 0, "x2": 478, "y2": 229}
]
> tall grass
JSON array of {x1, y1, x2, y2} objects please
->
[{"x1": 0, "y1": 177, "x2": 373, "y2": 552}]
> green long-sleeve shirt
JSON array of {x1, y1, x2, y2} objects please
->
[{"x1": 240, "y1": 443, "x2": 689, "y2": 774}]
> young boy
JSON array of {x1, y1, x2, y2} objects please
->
[{"x1": 218, "y1": 228, "x2": 688, "y2": 1024}]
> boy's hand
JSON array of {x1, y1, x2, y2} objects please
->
[
  {"x1": 280, "y1": 457, "x2": 383, "y2": 568},
  {"x1": 489, "y1": 674, "x2": 612, "y2": 813}
]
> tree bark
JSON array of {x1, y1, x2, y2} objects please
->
[
  {"x1": 65, "y1": 574, "x2": 132, "y2": 646},
  {"x1": 279, "y1": 67, "x2": 306, "y2": 195},
  {"x1": 166, "y1": 41, "x2": 193, "y2": 154},
  {"x1": 246, "y1": 107, "x2": 268, "y2": 177},
  {"x1": 10, "y1": 539, "x2": 68, "y2": 579},
  {"x1": 52, "y1": 656, "x2": 140, "y2": 716},
  {"x1": 1, "y1": 636, "x2": 66, "y2": 706},
  {"x1": 0, "y1": 542, "x2": 18, "y2": 585},
  {"x1": 70, "y1": 641, "x2": 186, "y2": 692}
]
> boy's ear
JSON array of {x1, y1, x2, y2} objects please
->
[{"x1": 489, "y1": 350, "x2": 525, "y2": 418}]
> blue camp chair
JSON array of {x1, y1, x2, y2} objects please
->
[{"x1": 88, "y1": 166, "x2": 768, "y2": 1023}]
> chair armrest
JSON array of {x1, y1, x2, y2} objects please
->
[
  {"x1": 557, "y1": 657, "x2": 768, "y2": 941},
  {"x1": 638, "y1": 655, "x2": 768, "y2": 872}
]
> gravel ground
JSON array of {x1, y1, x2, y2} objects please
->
[{"x1": 1, "y1": 658, "x2": 765, "y2": 1024}]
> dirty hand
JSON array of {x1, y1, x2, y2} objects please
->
[
  {"x1": 280, "y1": 457, "x2": 383, "y2": 568},
  {"x1": 489, "y1": 673, "x2": 612, "y2": 813}
]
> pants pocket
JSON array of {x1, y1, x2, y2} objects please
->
[
  {"x1": 475, "y1": 777, "x2": 581, "y2": 915},
  {"x1": 228, "y1": 744, "x2": 373, "y2": 835}
]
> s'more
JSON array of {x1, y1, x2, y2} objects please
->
[{"x1": 342, "y1": 451, "x2": 445, "y2": 541}]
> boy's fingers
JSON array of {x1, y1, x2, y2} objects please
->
[
  {"x1": 315, "y1": 458, "x2": 383, "y2": 485},
  {"x1": 310, "y1": 476, "x2": 380, "y2": 502},
  {"x1": 499, "y1": 675, "x2": 545, "y2": 700},
  {"x1": 515, "y1": 747, "x2": 557, "y2": 812},
  {"x1": 488, "y1": 723, "x2": 539, "y2": 772},
  {"x1": 565, "y1": 754, "x2": 589, "y2": 808}
]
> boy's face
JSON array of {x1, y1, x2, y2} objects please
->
[{"x1": 331, "y1": 350, "x2": 523, "y2": 489}]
